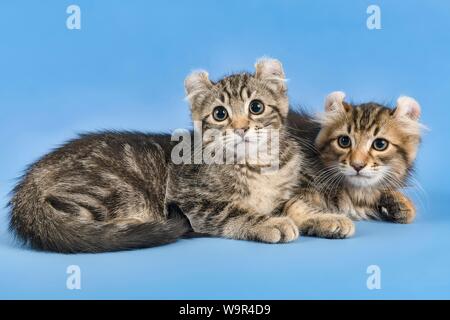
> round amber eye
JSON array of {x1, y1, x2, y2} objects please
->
[
  {"x1": 212, "y1": 106, "x2": 228, "y2": 121},
  {"x1": 338, "y1": 135, "x2": 352, "y2": 148},
  {"x1": 249, "y1": 100, "x2": 265, "y2": 115},
  {"x1": 373, "y1": 138, "x2": 389, "y2": 151}
]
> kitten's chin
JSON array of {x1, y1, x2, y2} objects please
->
[{"x1": 345, "y1": 175, "x2": 381, "y2": 188}]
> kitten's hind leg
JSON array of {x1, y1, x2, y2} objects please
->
[
  {"x1": 285, "y1": 198, "x2": 355, "y2": 239},
  {"x1": 377, "y1": 191, "x2": 416, "y2": 224}
]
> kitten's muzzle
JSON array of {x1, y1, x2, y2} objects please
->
[
  {"x1": 235, "y1": 128, "x2": 250, "y2": 137},
  {"x1": 350, "y1": 162, "x2": 366, "y2": 173}
]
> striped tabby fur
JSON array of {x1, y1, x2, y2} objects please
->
[
  {"x1": 289, "y1": 92, "x2": 422, "y2": 225},
  {"x1": 9, "y1": 59, "x2": 354, "y2": 253}
]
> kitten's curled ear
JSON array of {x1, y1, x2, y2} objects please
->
[
  {"x1": 324, "y1": 91, "x2": 350, "y2": 113},
  {"x1": 184, "y1": 70, "x2": 213, "y2": 103},
  {"x1": 394, "y1": 96, "x2": 421, "y2": 121},
  {"x1": 255, "y1": 58, "x2": 286, "y2": 92}
]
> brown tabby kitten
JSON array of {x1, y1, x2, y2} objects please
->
[
  {"x1": 168, "y1": 59, "x2": 349, "y2": 243},
  {"x1": 288, "y1": 91, "x2": 422, "y2": 229},
  {"x1": 9, "y1": 59, "x2": 346, "y2": 253}
]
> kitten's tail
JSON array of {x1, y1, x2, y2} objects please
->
[{"x1": 9, "y1": 198, "x2": 192, "y2": 253}]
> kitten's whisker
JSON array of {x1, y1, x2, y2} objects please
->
[
  {"x1": 313, "y1": 165, "x2": 341, "y2": 187},
  {"x1": 314, "y1": 172, "x2": 337, "y2": 190}
]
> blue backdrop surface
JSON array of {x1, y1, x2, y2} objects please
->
[{"x1": 0, "y1": 0, "x2": 449, "y2": 299}]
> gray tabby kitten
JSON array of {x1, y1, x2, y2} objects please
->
[{"x1": 9, "y1": 58, "x2": 348, "y2": 253}]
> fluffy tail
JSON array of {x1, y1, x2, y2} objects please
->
[{"x1": 9, "y1": 198, "x2": 192, "y2": 254}]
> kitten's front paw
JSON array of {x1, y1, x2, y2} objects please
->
[
  {"x1": 378, "y1": 192, "x2": 416, "y2": 224},
  {"x1": 301, "y1": 215, "x2": 355, "y2": 239},
  {"x1": 249, "y1": 217, "x2": 299, "y2": 243}
]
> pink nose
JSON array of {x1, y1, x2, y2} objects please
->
[
  {"x1": 235, "y1": 128, "x2": 249, "y2": 137},
  {"x1": 351, "y1": 163, "x2": 366, "y2": 172}
]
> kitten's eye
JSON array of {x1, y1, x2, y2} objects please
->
[
  {"x1": 249, "y1": 100, "x2": 265, "y2": 115},
  {"x1": 372, "y1": 138, "x2": 389, "y2": 151},
  {"x1": 337, "y1": 135, "x2": 352, "y2": 148},
  {"x1": 212, "y1": 106, "x2": 228, "y2": 122}
]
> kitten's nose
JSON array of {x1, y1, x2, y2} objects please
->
[
  {"x1": 351, "y1": 162, "x2": 366, "y2": 173},
  {"x1": 235, "y1": 128, "x2": 249, "y2": 137},
  {"x1": 232, "y1": 117, "x2": 250, "y2": 132}
]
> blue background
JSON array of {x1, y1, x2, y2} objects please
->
[{"x1": 0, "y1": 0, "x2": 449, "y2": 299}]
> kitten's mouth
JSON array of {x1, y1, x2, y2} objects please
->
[
  {"x1": 232, "y1": 140, "x2": 252, "y2": 149},
  {"x1": 352, "y1": 173, "x2": 370, "y2": 178},
  {"x1": 235, "y1": 138, "x2": 251, "y2": 145},
  {"x1": 345, "y1": 173, "x2": 380, "y2": 187}
]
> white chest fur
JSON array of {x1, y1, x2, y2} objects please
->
[{"x1": 338, "y1": 188, "x2": 382, "y2": 220}]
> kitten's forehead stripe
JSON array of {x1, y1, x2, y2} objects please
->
[
  {"x1": 352, "y1": 108, "x2": 360, "y2": 131},
  {"x1": 359, "y1": 107, "x2": 372, "y2": 129},
  {"x1": 246, "y1": 88, "x2": 252, "y2": 99},
  {"x1": 374, "y1": 126, "x2": 380, "y2": 136},
  {"x1": 368, "y1": 107, "x2": 384, "y2": 132},
  {"x1": 239, "y1": 85, "x2": 247, "y2": 101},
  {"x1": 347, "y1": 104, "x2": 393, "y2": 134},
  {"x1": 223, "y1": 86, "x2": 232, "y2": 102},
  {"x1": 363, "y1": 107, "x2": 377, "y2": 132},
  {"x1": 219, "y1": 92, "x2": 226, "y2": 104},
  {"x1": 217, "y1": 74, "x2": 253, "y2": 102}
]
